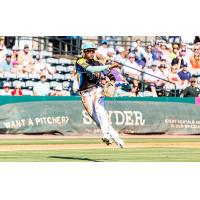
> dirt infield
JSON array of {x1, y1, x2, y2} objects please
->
[
  {"x1": 0, "y1": 142, "x2": 200, "y2": 151},
  {"x1": 0, "y1": 134, "x2": 200, "y2": 151}
]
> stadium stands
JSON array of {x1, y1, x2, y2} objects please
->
[{"x1": 0, "y1": 36, "x2": 199, "y2": 97}]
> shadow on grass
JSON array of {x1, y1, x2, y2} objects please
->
[{"x1": 48, "y1": 156, "x2": 106, "y2": 162}]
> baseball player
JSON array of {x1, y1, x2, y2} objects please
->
[{"x1": 75, "y1": 43, "x2": 124, "y2": 148}]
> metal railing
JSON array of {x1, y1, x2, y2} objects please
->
[{"x1": 15, "y1": 36, "x2": 178, "y2": 97}]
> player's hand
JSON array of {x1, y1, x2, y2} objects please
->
[{"x1": 109, "y1": 62, "x2": 119, "y2": 68}]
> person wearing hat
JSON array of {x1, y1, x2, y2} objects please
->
[
  {"x1": 76, "y1": 42, "x2": 124, "y2": 148},
  {"x1": 123, "y1": 53, "x2": 142, "y2": 88},
  {"x1": 144, "y1": 61, "x2": 165, "y2": 97},
  {"x1": 114, "y1": 46, "x2": 126, "y2": 64},
  {"x1": 182, "y1": 77, "x2": 200, "y2": 97},
  {"x1": 145, "y1": 45, "x2": 154, "y2": 67},
  {"x1": 170, "y1": 43, "x2": 179, "y2": 60},
  {"x1": 11, "y1": 83, "x2": 23, "y2": 96},
  {"x1": 18, "y1": 44, "x2": 33, "y2": 68},
  {"x1": 178, "y1": 62, "x2": 192, "y2": 87},
  {"x1": 96, "y1": 40, "x2": 109, "y2": 63},
  {"x1": 51, "y1": 84, "x2": 63, "y2": 96},
  {"x1": 106, "y1": 47, "x2": 116, "y2": 62},
  {"x1": 131, "y1": 41, "x2": 147, "y2": 67},
  {"x1": 33, "y1": 72, "x2": 50, "y2": 96},
  {"x1": 32, "y1": 54, "x2": 55, "y2": 75},
  {"x1": 0, "y1": 52, "x2": 13, "y2": 73},
  {"x1": 11, "y1": 45, "x2": 22, "y2": 73},
  {"x1": 0, "y1": 82, "x2": 11, "y2": 96},
  {"x1": 114, "y1": 82, "x2": 129, "y2": 97}
]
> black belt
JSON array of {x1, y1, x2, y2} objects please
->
[{"x1": 79, "y1": 86, "x2": 97, "y2": 95}]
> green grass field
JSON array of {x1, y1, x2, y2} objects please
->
[{"x1": 0, "y1": 137, "x2": 200, "y2": 162}]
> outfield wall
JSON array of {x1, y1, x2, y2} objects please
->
[{"x1": 0, "y1": 96, "x2": 200, "y2": 135}]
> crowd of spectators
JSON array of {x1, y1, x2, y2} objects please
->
[
  {"x1": 94, "y1": 36, "x2": 200, "y2": 97},
  {"x1": 0, "y1": 36, "x2": 200, "y2": 97},
  {"x1": 0, "y1": 38, "x2": 73, "y2": 96}
]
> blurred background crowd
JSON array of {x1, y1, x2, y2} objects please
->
[{"x1": 0, "y1": 36, "x2": 199, "y2": 97}]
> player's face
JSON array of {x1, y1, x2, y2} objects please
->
[{"x1": 84, "y1": 49, "x2": 95, "y2": 60}]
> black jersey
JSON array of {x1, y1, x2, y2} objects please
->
[{"x1": 75, "y1": 57, "x2": 103, "y2": 91}]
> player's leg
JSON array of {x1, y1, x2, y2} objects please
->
[
  {"x1": 94, "y1": 90, "x2": 124, "y2": 148},
  {"x1": 81, "y1": 92, "x2": 111, "y2": 144}
]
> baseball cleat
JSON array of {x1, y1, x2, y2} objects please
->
[
  {"x1": 102, "y1": 133, "x2": 112, "y2": 145},
  {"x1": 113, "y1": 138, "x2": 124, "y2": 148},
  {"x1": 117, "y1": 139, "x2": 124, "y2": 148}
]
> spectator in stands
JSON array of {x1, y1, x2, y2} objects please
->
[
  {"x1": 33, "y1": 72, "x2": 50, "y2": 96},
  {"x1": 182, "y1": 77, "x2": 200, "y2": 97},
  {"x1": 110, "y1": 64, "x2": 126, "y2": 84},
  {"x1": 31, "y1": 55, "x2": 55, "y2": 75},
  {"x1": 106, "y1": 47, "x2": 116, "y2": 62},
  {"x1": 114, "y1": 47, "x2": 127, "y2": 64},
  {"x1": 136, "y1": 39, "x2": 142, "y2": 47},
  {"x1": 189, "y1": 45, "x2": 200, "y2": 72},
  {"x1": 51, "y1": 85, "x2": 64, "y2": 96},
  {"x1": 145, "y1": 45, "x2": 154, "y2": 67},
  {"x1": 170, "y1": 43, "x2": 179, "y2": 60},
  {"x1": 96, "y1": 40, "x2": 109, "y2": 63},
  {"x1": 131, "y1": 41, "x2": 146, "y2": 67},
  {"x1": 166, "y1": 64, "x2": 187, "y2": 91},
  {"x1": 158, "y1": 62, "x2": 168, "y2": 80},
  {"x1": 21, "y1": 61, "x2": 31, "y2": 74},
  {"x1": 18, "y1": 44, "x2": 33, "y2": 68},
  {"x1": 114, "y1": 83, "x2": 129, "y2": 97},
  {"x1": 194, "y1": 36, "x2": 200, "y2": 44},
  {"x1": 0, "y1": 46, "x2": 5, "y2": 62},
  {"x1": 128, "y1": 85, "x2": 139, "y2": 97},
  {"x1": 0, "y1": 82, "x2": 11, "y2": 96},
  {"x1": 0, "y1": 52, "x2": 13, "y2": 73},
  {"x1": 159, "y1": 42, "x2": 169, "y2": 60},
  {"x1": 178, "y1": 62, "x2": 191, "y2": 87},
  {"x1": 152, "y1": 41, "x2": 162, "y2": 61},
  {"x1": 0, "y1": 38, "x2": 7, "y2": 61},
  {"x1": 171, "y1": 49, "x2": 187, "y2": 69},
  {"x1": 11, "y1": 83, "x2": 23, "y2": 96},
  {"x1": 144, "y1": 61, "x2": 164, "y2": 97},
  {"x1": 123, "y1": 53, "x2": 142, "y2": 87},
  {"x1": 11, "y1": 46, "x2": 21, "y2": 73}
]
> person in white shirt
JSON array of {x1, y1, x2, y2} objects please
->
[
  {"x1": 31, "y1": 55, "x2": 55, "y2": 75},
  {"x1": 96, "y1": 40, "x2": 109, "y2": 63},
  {"x1": 123, "y1": 53, "x2": 142, "y2": 87},
  {"x1": 114, "y1": 47, "x2": 127, "y2": 64},
  {"x1": 33, "y1": 72, "x2": 50, "y2": 96},
  {"x1": 106, "y1": 47, "x2": 116, "y2": 62},
  {"x1": 0, "y1": 82, "x2": 11, "y2": 96},
  {"x1": 144, "y1": 61, "x2": 164, "y2": 97}
]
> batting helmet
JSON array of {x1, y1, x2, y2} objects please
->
[{"x1": 82, "y1": 43, "x2": 97, "y2": 51}]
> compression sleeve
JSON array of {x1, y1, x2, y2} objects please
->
[{"x1": 86, "y1": 65, "x2": 110, "y2": 73}]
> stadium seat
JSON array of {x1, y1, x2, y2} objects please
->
[
  {"x1": 56, "y1": 65, "x2": 66, "y2": 73},
  {"x1": 16, "y1": 73, "x2": 29, "y2": 80},
  {"x1": 3, "y1": 72, "x2": 17, "y2": 80},
  {"x1": 25, "y1": 80, "x2": 36, "y2": 89},
  {"x1": 46, "y1": 74, "x2": 53, "y2": 80},
  {"x1": 28, "y1": 73, "x2": 40, "y2": 80},
  {"x1": 59, "y1": 58, "x2": 71, "y2": 65},
  {"x1": 62, "y1": 81, "x2": 70, "y2": 89},
  {"x1": 12, "y1": 80, "x2": 25, "y2": 88},
  {"x1": 52, "y1": 73, "x2": 62, "y2": 80},
  {"x1": 46, "y1": 58, "x2": 59, "y2": 65},
  {"x1": 22, "y1": 89, "x2": 33, "y2": 96},
  {"x1": 64, "y1": 74, "x2": 72, "y2": 80},
  {"x1": 49, "y1": 81, "x2": 59, "y2": 89},
  {"x1": 66, "y1": 65, "x2": 74, "y2": 72}
]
